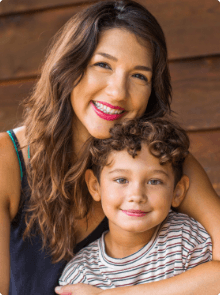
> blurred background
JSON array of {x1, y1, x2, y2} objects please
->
[{"x1": 0, "y1": 0, "x2": 220, "y2": 195}]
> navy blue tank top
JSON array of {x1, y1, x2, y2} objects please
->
[{"x1": 7, "y1": 130, "x2": 108, "y2": 295}]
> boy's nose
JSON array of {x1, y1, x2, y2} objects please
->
[{"x1": 127, "y1": 185, "x2": 147, "y2": 204}]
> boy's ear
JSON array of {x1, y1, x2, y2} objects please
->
[
  {"x1": 85, "y1": 169, "x2": 101, "y2": 202},
  {"x1": 171, "y1": 175, "x2": 189, "y2": 208}
]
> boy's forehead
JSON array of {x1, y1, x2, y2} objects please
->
[{"x1": 104, "y1": 145, "x2": 174, "y2": 176}]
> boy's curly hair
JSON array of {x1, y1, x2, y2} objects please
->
[{"x1": 89, "y1": 118, "x2": 190, "y2": 186}]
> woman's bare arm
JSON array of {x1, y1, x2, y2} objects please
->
[
  {"x1": 0, "y1": 133, "x2": 21, "y2": 295},
  {"x1": 179, "y1": 153, "x2": 220, "y2": 260},
  {"x1": 55, "y1": 261, "x2": 220, "y2": 295}
]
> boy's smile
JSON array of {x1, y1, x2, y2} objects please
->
[
  {"x1": 86, "y1": 139, "x2": 188, "y2": 258},
  {"x1": 99, "y1": 144, "x2": 176, "y2": 232},
  {"x1": 90, "y1": 144, "x2": 182, "y2": 257}
]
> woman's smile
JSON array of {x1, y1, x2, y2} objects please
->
[
  {"x1": 70, "y1": 28, "x2": 153, "y2": 140},
  {"x1": 91, "y1": 101, "x2": 127, "y2": 121}
]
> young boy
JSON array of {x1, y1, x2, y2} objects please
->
[{"x1": 59, "y1": 118, "x2": 212, "y2": 289}]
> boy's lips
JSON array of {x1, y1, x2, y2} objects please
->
[{"x1": 121, "y1": 209, "x2": 149, "y2": 217}]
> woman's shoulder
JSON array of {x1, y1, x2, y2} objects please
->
[{"x1": 0, "y1": 126, "x2": 27, "y2": 220}]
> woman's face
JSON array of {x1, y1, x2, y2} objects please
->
[{"x1": 71, "y1": 28, "x2": 153, "y2": 141}]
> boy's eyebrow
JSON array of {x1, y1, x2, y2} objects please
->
[
  {"x1": 108, "y1": 168, "x2": 130, "y2": 174},
  {"x1": 108, "y1": 169, "x2": 169, "y2": 177},
  {"x1": 96, "y1": 52, "x2": 152, "y2": 72},
  {"x1": 152, "y1": 170, "x2": 169, "y2": 178}
]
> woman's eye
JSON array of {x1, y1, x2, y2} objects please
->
[
  {"x1": 133, "y1": 73, "x2": 148, "y2": 82},
  {"x1": 148, "y1": 179, "x2": 162, "y2": 185},
  {"x1": 94, "y1": 62, "x2": 111, "y2": 69},
  {"x1": 115, "y1": 178, "x2": 128, "y2": 184}
]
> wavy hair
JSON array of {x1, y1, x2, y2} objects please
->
[
  {"x1": 89, "y1": 118, "x2": 189, "y2": 187},
  {"x1": 22, "y1": 0, "x2": 172, "y2": 263}
]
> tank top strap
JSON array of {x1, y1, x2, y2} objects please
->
[{"x1": 7, "y1": 129, "x2": 26, "y2": 181}]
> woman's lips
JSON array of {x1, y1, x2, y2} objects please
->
[
  {"x1": 96, "y1": 100, "x2": 125, "y2": 110},
  {"x1": 91, "y1": 101, "x2": 127, "y2": 121},
  {"x1": 122, "y1": 210, "x2": 148, "y2": 217}
]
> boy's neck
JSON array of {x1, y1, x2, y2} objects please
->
[{"x1": 104, "y1": 223, "x2": 158, "y2": 259}]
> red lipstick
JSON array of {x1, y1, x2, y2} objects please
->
[
  {"x1": 122, "y1": 210, "x2": 148, "y2": 217},
  {"x1": 91, "y1": 101, "x2": 126, "y2": 121},
  {"x1": 96, "y1": 100, "x2": 125, "y2": 110}
]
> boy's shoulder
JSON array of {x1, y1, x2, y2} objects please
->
[
  {"x1": 70, "y1": 236, "x2": 101, "y2": 265},
  {"x1": 59, "y1": 234, "x2": 102, "y2": 285},
  {"x1": 148, "y1": 211, "x2": 212, "y2": 273},
  {"x1": 159, "y1": 210, "x2": 212, "y2": 250}
]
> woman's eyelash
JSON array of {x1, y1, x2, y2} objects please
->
[
  {"x1": 133, "y1": 73, "x2": 148, "y2": 82},
  {"x1": 94, "y1": 62, "x2": 111, "y2": 69}
]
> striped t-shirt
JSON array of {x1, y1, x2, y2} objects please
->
[{"x1": 59, "y1": 211, "x2": 212, "y2": 289}]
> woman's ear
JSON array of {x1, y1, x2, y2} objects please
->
[
  {"x1": 85, "y1": 169, "x2": 101, "y2": 202},
  {"x1": 172, "y1": 175, "x2": 190, "y2": 208}
]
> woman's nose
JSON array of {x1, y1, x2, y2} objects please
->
[{"x1": 105, "y1": 72, "x2": 127, "y2": 102}]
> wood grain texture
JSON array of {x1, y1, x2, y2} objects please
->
[
  {"x1": 0, "y1": 6, "x2": 82, "y2": 80},
  {"x1": 188, "y1": 130, "x2": 220, "y2": 196},
  {"x1": 0, "y1": 80, "x2": 219, "y2": 194},
  {"x1": 0, "y1": 0, "x2": 220, "y2": 80},
  {"x1": 0, "y1": 79, "x2": 35, "y2": 131},
  {"x1": 0, "y1": 0, "x2": 95, "y2": 15},
  {"x1": 1, "y1": 54, "x2": 220, "y2": 131},
  {"x1": 145, "y1": 0, "x2": 220, "y2": 59},
  {"x1": 170, "y1": 56, "x2": 220, "y2": 131}
]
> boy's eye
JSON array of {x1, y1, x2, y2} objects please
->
[
  {"x1": 115, "y1": 178, "x2": 128, "y2": 184},
  {"x1": 132, "y1": 73, "x2": 148, "y2": 82},
  {"x1": 148, "y1": 179, "x2": 162, "y2": 185},
  {"x1": 94, "y1": 62, "x2": 111, "y2": 69}
]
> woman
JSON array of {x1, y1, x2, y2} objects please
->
[{"x1": 0, "y1": 1, "x2": 219, "y2": 295}]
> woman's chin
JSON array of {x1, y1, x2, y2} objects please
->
[
  {"x1": 86, "y1": 125, "x2": 111, "y2": 139},
  {"x1": 91, "y1": 130, "x2": 111, "y2": 139}
]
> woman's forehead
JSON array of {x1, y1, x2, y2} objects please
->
[{"x1": 93, "y1": 28, "x2": 153, "y2": 65}]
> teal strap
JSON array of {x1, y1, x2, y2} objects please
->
[
  {"x1": 7, "y1": 130, "x2": 23, "y2": 180},
  {"x1": 28, "y1": 145, "x2": 30, "y2": 159}
]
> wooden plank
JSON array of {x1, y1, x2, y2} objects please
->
[
  {"x1": 0, "y1": 0, "x2": 95, "y2": 15},
  {"x1": 0, "y1": 104, "x2": 23, "y2": 132},
  {"x1": 145, "y1": 0, "x2": 220, "y2": 59},
  {"x1": 0, "y1": 79, "x2": 35, "y2": 132},
  {"x1": 0, "y1": 80, "x2": 219, "y2": 195},
  {"x1": 170, "y1": 56, "x2": 220, "y2": 131},
  {"x1": 0, "y1": 0, "x2": 220, "y2": 80},
  {"x1": 0, "y1": 54, "x2": 220, "y2": 131},
  {"x1": 0, "y1": 6, "x2": 82, "y2": 80},
  {"x1": 188, "y1": 130, "x2": 220, "y2": 196}
]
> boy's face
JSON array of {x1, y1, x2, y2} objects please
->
[{"x1": 93, "y1": 144, "x2": 181, "y2": 236}]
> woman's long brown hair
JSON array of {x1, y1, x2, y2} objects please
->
[{"x1": 22, "y1": 0, "x2": 172, "y2": 263}]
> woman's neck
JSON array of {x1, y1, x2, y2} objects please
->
[{"x1": 74, "y1": 200, "x2": 105, "y2": 244}]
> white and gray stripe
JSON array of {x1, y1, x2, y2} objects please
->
[{"x1": 59, "y1": 211, "x2": 212, "y2": 289}]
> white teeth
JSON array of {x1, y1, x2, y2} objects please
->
[{"x1": 93, "y1": 101, "x2": 124, "y2": 115}]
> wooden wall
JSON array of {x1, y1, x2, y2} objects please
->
[{"x1": 0, "y1": 0, "x2": 220, "y2": 195}]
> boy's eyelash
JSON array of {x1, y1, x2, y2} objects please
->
[
  {"x1": 148, "y1": 179, "x2": 163, "y2": 185},
  {"x1": 114, "y1": 178, "x2": 128, "y2": 184}
]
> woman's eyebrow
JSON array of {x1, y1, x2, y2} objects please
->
[
  {"x1": 96, "y1": 52, "x2": 152, "y2": 72},
  {"x1": 96, "y1": 52, "x2": 118, "y2": 61}
]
